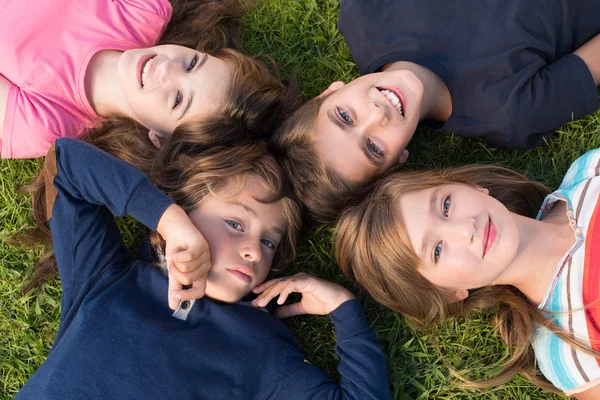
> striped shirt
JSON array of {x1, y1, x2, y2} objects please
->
[{"x1": 533, "y1": 148, "x2": 600, "y2": 395}]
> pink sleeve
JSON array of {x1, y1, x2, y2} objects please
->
[
  {"x1": 116, "y1": 0, "x2": 172, "y2": 22},
  {"x1": 2, "y1": 86, "x2": 80, "y2": 159}
]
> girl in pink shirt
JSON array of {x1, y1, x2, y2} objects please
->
[{"x1": 0, "y1": 0, "x2": 296, "y2": 159}]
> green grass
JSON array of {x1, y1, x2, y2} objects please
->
[{"x1": 1, "y1": 0, "x2": 598, "y2": 398}]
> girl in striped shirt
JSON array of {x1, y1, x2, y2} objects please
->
[{"x1": 335, "y1": 149, "x2": 600, "y2": 398}]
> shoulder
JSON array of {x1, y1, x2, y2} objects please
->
[
  {"x1": 116, "y1": 0, "x2": 172, "y2": 21},
  {"x1": 558, "y1": 149, "x2": 600, "y2": 191}
]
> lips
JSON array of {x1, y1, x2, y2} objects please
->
[
  {"x1": 227, "y1": 265, "x2": 254, "y2": 284},
  {"x1": 482, "y1": 217, "x2": 497, "y2": 257},
  {"x1": 378, "y1": 85, "x2": 407, "y2": 117},
  {"x1": 137, "y1": 54, "x2": 155, "y2": 88}
]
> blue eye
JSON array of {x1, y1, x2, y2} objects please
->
[
  {"x1": 442, "y1": 195, "x2": 451, "y2": 217},
  {"x1": 261, "y1": 239, "x2": 275, "y2": 249},
  {"x1": 337, "y1": 107, "x2": 353, "y2": 124},
  {"x1": 173, "y1": 91, "x2": 182, "y2": 109},
  {"x1": 367, "y1": 139, "x2": 383, "y2": 156},
  {"x1": 226, "y1": 220, "x2": 243, "y2": 231},
  {"x1": 187, "y1": 54, "x2": 198, "y2": 72},
  {"x1": 434, "y1": 242, "x2": 443, "y2": 262}
]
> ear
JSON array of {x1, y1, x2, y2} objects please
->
[
  {"x1": 474, "y1": 185, "x2": 489, "y2": 195},
  {"x1": 317, "y1": 81, "x2": 345, "y2": 98},
  {"x1": 398, "y1": 149, "x2": 409, "y2": 165},
  {"x1": 148, "y1": 129, "x2": 168, "y2": 149},
  {"x1": 446, "y1": 289, "x2": 469, "y2": 303}
]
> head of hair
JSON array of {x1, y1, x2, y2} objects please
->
[
  {"x1": 21, "y1": 129, "x2": 301, "y2": 293},
  {"x1": 333, "y1": 164, "x2": 594, "y2": 392},
  {"x1": 80, "y1": 0, "x2": 301, "y2": 175},
  {"x1": 269, "y1": 96, "x2": 358, "y2": 225}
]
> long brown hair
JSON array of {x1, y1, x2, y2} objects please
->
[
  {"x1": 80, "y1": 0, "x2": 300, "y2": 174},
  {"x1": 334, "y1": 164, "x2": 600, "y2": 392},
  {"x1": 22, "y1": 134, "x2": 301, "y2": 292}
]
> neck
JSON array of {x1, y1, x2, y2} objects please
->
[
  {"x1": 499, "y1": 211, "x2": 574, "y2": 306},
  {"x1": 382, "y1": 61, "x2": 452, "y2": 122},
  {"x1": 85, "y1": 50, "x2": 131, "y2": 118}
]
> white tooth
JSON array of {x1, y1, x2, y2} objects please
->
[{"x1": 142, "y1": 71, "x2": 147, "y2": 86}]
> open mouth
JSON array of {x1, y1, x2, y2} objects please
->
[
  {"x1": 378, "y1": 87, "x2": 405, "y2": 117},
  {"x1": 139, "y1": 55, "x2": 156, "y2": 88}
]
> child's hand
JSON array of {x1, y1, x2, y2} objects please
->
[
  {"x1": 157, "y1": 204, "x2": 211, "y2": 310},
  {"x1": 251, "y1": 273, "x2": 355, "y2": 318}
]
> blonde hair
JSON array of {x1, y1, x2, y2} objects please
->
[{"x1": 335, "y1": 164, "x2": 600, "y2": 392}]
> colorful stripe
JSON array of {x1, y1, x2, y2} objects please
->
[{"x1": 583, "y1": 193, "x2": 600, "y2": 365}]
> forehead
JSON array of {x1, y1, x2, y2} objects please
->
[
  {"x1": 186, "y1": 55, "x2": 233, "y2": 121},
  {"x1": 314, "y1": 106, "x2": 381, "y2": 184},
  {"x1": 204, "y1": 177, "x2": 286, "y2": 230}
]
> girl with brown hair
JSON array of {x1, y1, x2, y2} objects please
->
[
  {"x1": 335, "y1": 149, "x2": 600, "y2": 399},
  {"x1": 15, "y1": 137, "x2": 389, "y2": 399},
  {"x1": 0, "y1": 0, "x2": 297, "y2": 159}
]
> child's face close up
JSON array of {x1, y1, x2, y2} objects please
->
[
  {"x1": 187, "y1": 177, "x2": 287, "y2": 303},
  {"x1": 396, "y1": 183, "x2": 520, "y2": 294},
  {"x1": 313, "y1": 71, "x2": 424, "y2": 183},
  {"x1": 118, "y1": 45, "x2": 232, "y2": 143}
]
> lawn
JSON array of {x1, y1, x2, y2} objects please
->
[{"x1": 1, "y1": 0, "x2": 598, "y2": 398}]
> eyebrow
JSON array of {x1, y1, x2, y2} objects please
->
[
  {"x1": 178, "y1": 53, "x2": 208, "y2": 120},
  {"x1": 327, "y1": 108, "x2": 382, "y2": 168},
  {"x1": 226, "y1": 200, "x2": 284, "y2": 235},
  {"x1": 420, "y1": 188, "x2": 440, "y2": 259}
]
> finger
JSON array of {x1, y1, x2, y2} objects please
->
[
  {"x1": 274, "y1": 302, "x2": 306, "y2": 319},
  {"x1": 253, "y1": 280, "x2": 289, "y2": 307},
  {"x1": 170, "y1": 246, "x2": 209, "y2": 269},
  {"x1": 170, "y1": 252, "x2": 211, "y2": 274},
  {"x1": 168, "y1": 268, "x2": 183, "y2": 310},
  {"x1": 252, "y1": 277, "x2": 284, "y2": 294},
  {"x1": 276, "y1": 281, "x2": 297, "y2": 305},
  {"x1": 167, "y1": 259, "x2": 209, "y2": 286}
]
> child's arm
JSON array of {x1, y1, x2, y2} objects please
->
[
  {"x1": 45, "y1": 138, "x2": 209, "y2": 308},
  {"x1": 253, "y1": 273, "x2": 390, "y2": 400},
  {"x1": 574, "y1": 33, "x2": 600, "y2": 86},
  {"x1": 510, "y1": 42, "x2": 599, "y2": 149}
]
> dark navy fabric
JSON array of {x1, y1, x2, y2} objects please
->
[
  {"x1": 339, "y1": 0, "x2": 600, "y2": 149},
  {"x1": 16, "y1": 138, "x2": 390, "y2": 400}
]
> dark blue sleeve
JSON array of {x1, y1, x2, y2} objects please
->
[
  {"x1": 509, "y1": 54, "x2": 599, "y2": 149},
  {"x1": 278, "y1": 300, "x2": 390, "y2": 400},
  {"x1": 45, "y1": 138, "x2": 174, "y2": 290}
]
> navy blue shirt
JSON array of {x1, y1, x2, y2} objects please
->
[
  {"x1": 16, "y1": 139, "x2": 390, "y2": 400},
  {"x1": 339, "y1": 0, "x2": 600, "y2": 149}
]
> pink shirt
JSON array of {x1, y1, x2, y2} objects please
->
[{"x1": 0, "y1": 0, "x2": 172, "y2": 158}]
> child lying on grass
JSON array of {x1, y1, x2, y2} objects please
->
[
  {"x1": 15, "y1": 138, "x2": 389, "y2": 399},
  {"x1": 271, "y1": 0, "x2": 600, "y2": 224}
]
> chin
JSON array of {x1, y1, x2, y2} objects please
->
[{"x1": 204, "y1": 287, "x2": 246, "y2": 304}]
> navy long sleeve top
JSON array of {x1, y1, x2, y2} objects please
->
[
  {"x1": 339, "y1": 0, "x2": 600, "y2": 149},
  {"x1": 15, "y1": 138, "x2": 390, "y2": 400}
]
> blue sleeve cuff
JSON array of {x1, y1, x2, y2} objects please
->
[
  {"x1": 126, "y1": 180, "x2": 175, "y2": 231},
  {"x1": 330, "y1": 299, "x2": 373, "y2": 341}
]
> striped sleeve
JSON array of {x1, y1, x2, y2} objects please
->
[{"x1": 534, "y1": 150, "x2": 600, "y2": 395}]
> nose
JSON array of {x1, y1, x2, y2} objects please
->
[
  {"x1": 157, "y1": 58, "x2": 177, "y2": 85},
  {"x1": 441, "y1": 217, "x2": 476, "y2": 244},
  {"x1": 240, "y1": 239, "x2": 262, "y2": 264},
  {"x1": 362, "y1": 101, "x2": 389, "y2": 134}
]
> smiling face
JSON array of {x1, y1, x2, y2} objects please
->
[
  {"x1": 118, "y1": 44, "x2": 232, "y2": 138},
  {"x1": 313, "y1": 70, "x2": 424, "y2": 183},
  {"x1": 187, "y1": 176, "x2": 287, "y2": 303},
  {"x1": 396, "y1": 184, "x2": 520, "y2": 292}
]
